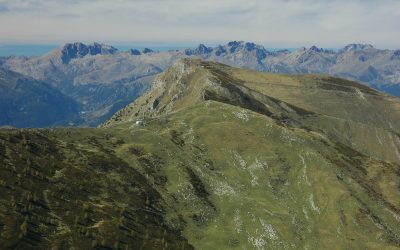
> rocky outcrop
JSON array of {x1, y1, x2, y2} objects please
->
[
  {"x1": 129, "y1": 49, "x2": 141, "y2": 55},
  {"x1": 339, "y1": 43, "x2": 375, "y2": 53},
  {"x1": 141, "y1": 48, "x2": 154, "y2": 54},
  {"x1": 60, "y1": 42, "x2": 118, "y2": 63},
  {"x1": 185, "y1": 44, "x2": 213, "y2": 56}
]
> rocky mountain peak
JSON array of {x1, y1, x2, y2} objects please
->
[
  {"x1": 129, "y1": 49, "x2": 141, "y2": 55},
  {"x1": 341, "y1": 43, "x2": 374, "y2": 53},
  {"x1": 197, "y1": 44, "x2": 212, "y2": 53},
  {"x1": 244, "y1": 42, "x2": 257, "y2": 51},
  {"x1": 298, "y1": 47, "x2": 307, "y2": 52},
  {"x1": 141, "y1": 48, "x2": 154, "y2": 54},
  {"x1": 227, "y1": 41, "x2": 244, "y2": 53},
  {"x1": 184, "y1": 44, "x2": 213, "y2": 56},
  {"x1": 59, "y1": 42, "x2": 118, "y2": 64},
  {"x1": 309, "y1": 45, "x2": 324, "y2": 52},
  {"x1": 214, "y1": 45, "x2": 227, "y2": 56},
  {"x1": 391, "y1": 49, "x2": 400, "y2": 60},
  {"x1": 225, "y1": 41, "x2": 269, "y2": 60},
  {"x1": 227, "y1": 40, "x2": 243, "y2": 47}
]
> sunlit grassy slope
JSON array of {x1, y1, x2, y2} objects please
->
[{"x1": 1, "y1": 59, "x2": 400, "y2": 249}]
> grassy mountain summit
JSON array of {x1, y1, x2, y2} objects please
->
[
  {"x1": 107, "y1": 58, "x2": 400, "y2": 163},
  {"x1": 1, "y1": 59, "x2": 400, "y2": 249}
]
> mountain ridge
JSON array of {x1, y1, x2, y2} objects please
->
[
  {"x1": 1, "y1": 59, "x2": 399, "y2": 249},
  {"x1": 57, "y1": 42, "x2": 119, "y2": 64},
  {"x1": 0, "y1": 40, "x2": 399, "y2": 127},
  {"x1": 0, "y1": 67, "x2": 81, "y2": 127},
  {"x1": 105, "y1": 58, "x2": 400, "y2": 163}
]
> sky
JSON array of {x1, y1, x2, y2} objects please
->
[{"x1": 0, "y1": 0, "x2": 399, "y2": 48}]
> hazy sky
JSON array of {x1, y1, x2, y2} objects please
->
[{"x1": 0, "y1": 0, "x2": 399, "y2": 48}]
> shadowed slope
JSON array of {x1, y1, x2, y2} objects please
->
[{"x1": 0, "y1": 68, "x2": 81, "y2": 127}]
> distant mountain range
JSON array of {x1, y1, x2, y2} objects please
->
[
  {"x1": 0, "y1": 41, "x2": 399, "y2": 127},
  {"x1": 0, "y1": 68, "x2": 81, "y2": 127}
]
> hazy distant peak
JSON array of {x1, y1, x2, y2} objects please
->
[
  {"x1": 184, "y1": 41, "x2": 269, "y2": 57},
  {"x1": 227, "y1": 40, "x2": 243, "y2": 47},
  {"x1": 141, "y1": 48, "x2": 154, "y2": 54},
  {"x1": 226, "y1": 41, "x2": 256, "y2": 52},
  {"x1": 226, "y1": 41, "x2": 257, "y2": 49},
  {"x1": 306, "y1": 46, "x2": 335, "y2": 54},
  {"x1": 391, "y1": 49, "x2": 400, "y2": 60},
  {"x1": 341, "y1": 43, "x2": 374, "y2": 52},
  {"x1": 184, "y1": 44, "x2": 213, "y2": 56},
  {"x1": 224, "y1": 41, "x2": 269, "y2": 60},
  {"x1": 309, "y1": 45, "x2": 324, "y2": 52},
  {"x1": 197, "y1": 44, "x2": 213, "y2": 53},
  {"x1": 226, "y1": 41, "x2": 245, "y2": 53},
  {"x1": 214, "y1": 45, "x2": 227, "y2": 56},
  {"x1": 128, "y1": 48, "x2": 141, "y2": 55},
  {"x1": 59, "y1": 42, "x2": 118, "y2": 64}
]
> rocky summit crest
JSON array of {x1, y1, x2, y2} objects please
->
[
  {"x1": 59, "y1": 42, "x2": 118, "y2": 63},
  {"x1": 340, "y1": 43, "x2": 375, "y2": 53}
]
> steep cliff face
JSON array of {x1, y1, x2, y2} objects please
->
[{"x1": 59, "y1": 42, "x2": 118, "y2": 64}]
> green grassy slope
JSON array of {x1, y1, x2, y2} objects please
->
[{"x1": 1, "y1": 59, "x2": 399, "y2": 249}]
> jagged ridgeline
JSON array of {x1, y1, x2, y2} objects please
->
[
  {"x1": 1, "y1": 41, "x2": 400, "y2": 127},
  {"x1": 1, "y1": 59, "x2": 400, "y2": 249}
]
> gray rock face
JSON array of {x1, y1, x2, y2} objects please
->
[
  {"x1": 129, "y1": 49, "x2": 141, "y2": 55},
  {"x1": 340, "y1": 43, "x2": 374, "y2": 53},
  {"x1": 60, "y1": 42, "x2": 118, "y2": 63},
  {"x1": 185, "y1": 44, "x2": 213, "y2": 56},
  {"x1": 391, "y1": 50, "x2": 400, "y2": 60},
  {"x1": 0, "y1": 41, "x2": 399, "y2": 127},
  {"x1": 214, "y1": 45, "x2": 227, "y2": 56},
  {"x1": 141, "y1": 48, "x2": 153, "y2": 54}
]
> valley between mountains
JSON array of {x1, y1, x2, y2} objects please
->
[{"x1": 0, "y1": 59, "x2": 400, "y2": 249}]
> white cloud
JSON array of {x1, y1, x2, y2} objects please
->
[{"x1": 0, "y1": 0, "x2": 399, "y2": 48}]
